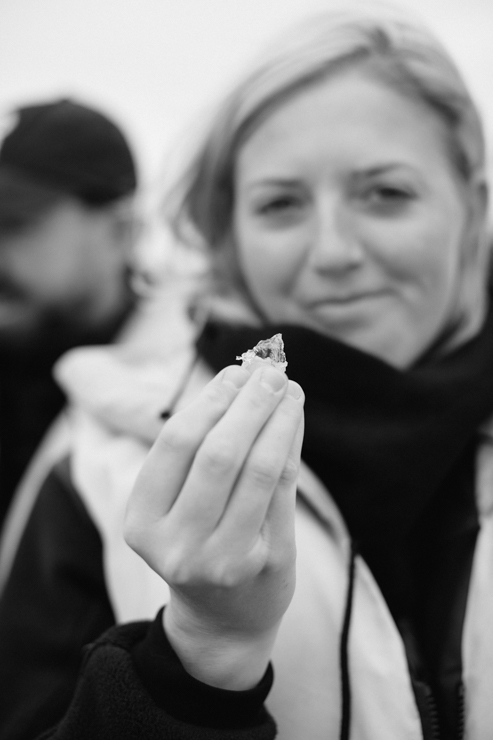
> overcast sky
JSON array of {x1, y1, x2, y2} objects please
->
[{"x1": 0, "y1": 0, "x2": 492, "y2": 191}]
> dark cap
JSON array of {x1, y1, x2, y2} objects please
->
[{"x1": 0, "y1": 98, "x2": 137, "y2": 206}]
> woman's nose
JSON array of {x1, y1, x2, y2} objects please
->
[{"x1": 308, "y1": 197, "x2": 363, "y2": 272}]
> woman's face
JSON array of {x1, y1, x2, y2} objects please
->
[{"x1": 233, "y1": 67, "x2": 472, "y2": 368}]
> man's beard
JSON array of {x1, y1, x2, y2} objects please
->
[{"x1": 0, "y1": 293, "x2": 134, "y2": 366}]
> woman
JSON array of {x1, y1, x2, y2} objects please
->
[{"x1": 1, "y1": 5, "x2": 492, "y2": 739}]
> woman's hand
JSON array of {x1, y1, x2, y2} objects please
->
[{"x1": 124, "y1": 363, "x2": 304, "y2": 690}]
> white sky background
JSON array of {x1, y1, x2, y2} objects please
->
[{"x1": 0, "y1": 0, "x2": 492, "y2": 205}]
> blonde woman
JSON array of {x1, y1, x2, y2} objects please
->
[{"x1": 1, "y1": 6, "x2": 492, "y2": 739}]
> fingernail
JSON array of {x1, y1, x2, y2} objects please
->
[
  {"x1": 220, "y1": 365, "x2": 250, "y2": 389},
  {"x1": 286, "y1": 381, "x2": 303, "y2": 400},
  {"x1": 259, "y1": 366, "x2": 287, "y2": 392}
]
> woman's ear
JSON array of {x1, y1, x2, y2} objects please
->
[
  {"x1": 474, "y1": 181, "x2": 493, "y2": 283},
  {"x1": 461, "y1": 179, "x2": 489, "y2": 265},
  {"x1": 474, "y1": 180, "x2": 489, "y2": 225},
  {"x1": 453, "y1": 178, "x2": 492, "y2": 348}
]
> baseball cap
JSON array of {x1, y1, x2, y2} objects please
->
[{"x1": 0, "y1": 98, "x2": 137, "y2": 207}]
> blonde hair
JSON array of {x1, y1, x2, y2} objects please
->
[{"x1": 166, "y1": 4, "x2": 489, "y2": 340}]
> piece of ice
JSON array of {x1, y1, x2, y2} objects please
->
[{"x1": 236, "y1": 333, "x2": 287, "y2": 373}]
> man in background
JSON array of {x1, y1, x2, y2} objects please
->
[{"x1": 0, "y1": 97, "x2": 139, "y2": 524}]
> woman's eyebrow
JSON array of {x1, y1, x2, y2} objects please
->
[
  {"x1": 354, "y1": 163, "x2": 417, "y2": 177},
  {"x1": 246, "y1": 178, "x2": 302, "y2": 191}
]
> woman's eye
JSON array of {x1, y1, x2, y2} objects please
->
[
  {"x1": 364, "y1": 185, "x2": 415, "y2": 210},
  {"x1": 377, "y1": 186, "x2": 410, "y2": 199},
  {"x1": 256, "y1": 196, "x2": 302, "y2": 215}
]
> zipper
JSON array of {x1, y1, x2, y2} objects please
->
[
  {"x1": 420, "y1": 682, "x2": 466, "y2": 740},
  {"x1": 425, "y1": 688, "x2": 441, "y2": 740},
  {"x1": 456, "y1": 682, "x2": 465, "y2": 740},
  {"x1": 411, "y1": 679, "x2": 441, "y2": 740}
]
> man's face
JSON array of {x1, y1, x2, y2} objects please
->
[{"x1": 0, "y1": 197, "x2": 129, "y2": 351}]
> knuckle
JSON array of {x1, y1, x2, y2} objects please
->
[
  {"x1": 203, "y1": 379, "x2": 234, "y2": 407},
  {"x1": 279, "y1": 457, "x2": 300, "y2": 485},
  {"x1": 247, "y1": 457, "x2": 278, "y2": 490},
  {"x1": 205, "y1": 559, "x2": 243, "y2": 588},
  {"x1": 165, "y1": 551, "x2": 241, "y2": 589},
  {"x1": 198, "y1": 438, "x2": 238, "y2": 476},
  {"x1": 268, "y1": 543, "x2": 297, "y2": 574},
  {"x1": 158, "y1": 417, "x2": 193, "y2": 453},
  {"x1": 162, "y1": 550, "x2": 194, "y2": 586}
]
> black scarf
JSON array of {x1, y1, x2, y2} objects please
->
[
  {"x1": 197, "y1": 305, "x2": 493, "y2": 739},
  {"x1": 197, "y1": 310, "x2": 493, "y2": 546}
]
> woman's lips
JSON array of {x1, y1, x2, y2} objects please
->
[{"x1": 307, "y1": 290, "x2": 385, "y2": 307}]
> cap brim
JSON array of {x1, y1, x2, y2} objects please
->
[{"x1": 0, "y1": 165, "x2": 68, "y2": 230}]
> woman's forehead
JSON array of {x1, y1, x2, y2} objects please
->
[{"x1": 235, "y1": 68, "x2": 457, "y2": 185}]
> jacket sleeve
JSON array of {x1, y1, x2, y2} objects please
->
[
  {"x1": 0, "y1": 456, "x2": 116, "y2": 740},
  {"x1": 40, "y1": 613, "x2": 277, "y2": 740},
  {"x1": 0, "y1": 458, "x2": 277, "y2": 740}
]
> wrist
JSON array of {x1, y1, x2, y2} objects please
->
[{"x1": 163, "y1": 603, "x2": 279, "y2": 690}]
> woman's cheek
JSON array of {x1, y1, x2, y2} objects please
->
[
  {"x1": 366, "y1": 216, "x2": 442, "y2": 279},
  {"x1": 240, "y1": 230, "x2": 301, "y2": 285}
]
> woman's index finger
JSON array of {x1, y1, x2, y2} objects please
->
[{"x1": 126, "y1": 365, "x2": 251, "y2": 522}]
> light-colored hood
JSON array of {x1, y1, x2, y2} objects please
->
[
  {"x1": 53, "y1": 274, "x2": 203, "y2": 623},
  {"x1": 54, "y1": 274, "x2": 199, "y2": 444}
]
